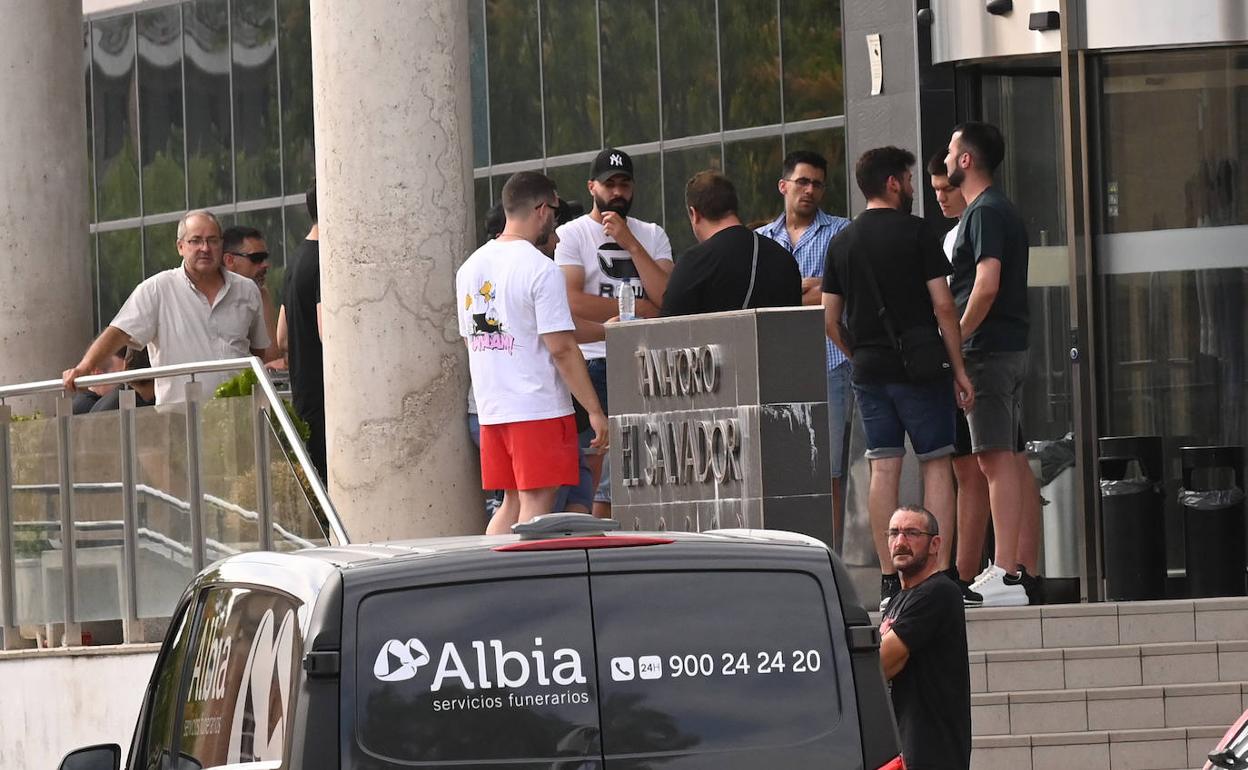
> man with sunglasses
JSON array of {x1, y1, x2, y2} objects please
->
[
  {"x1": 878, "y1": 505, "x2": 971, "y2": 770},
  {"x1": 223, "y1": 225, "x2": 278, "y2": 351}
]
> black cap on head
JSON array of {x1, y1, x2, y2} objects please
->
[{"x1": 590, "y1": 148, "x2": 633, "y2": 183}]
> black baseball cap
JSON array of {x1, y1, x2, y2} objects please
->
[{"x1": 590, "y1": 148, "x2": 633, "y2": 182}]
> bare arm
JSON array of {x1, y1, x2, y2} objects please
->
[
  {"x1": 573, "y1": 318, "x2": 606, "y2": 345},
  {"x1": 561, "y1": 264, "x2": 620, "y2": 323},
  {"x1": 316, "y1": 302, "x2": 323, "y2": 340},
  {"x1": 542, "y1": 330, "x2": 608, "y2": 449},
  {"x1": 603, "y1": 212, "x2": 673, "y2": 306},
  {"x1": 63, "y1": 326, "x2": 132, "y2": 391},
  {"x1": 879, "y1": 629, "x2": 910, "y2": 680},
  {"x1": 927, "y1": 277, "x2": 975, "y2": 411},
  {"x1": 259, "y1": 286, "x2": 279, "y2": 352},
  {"x1": 822, "y1": 292, "x2": 851, "y2": 358},
  {"x1": 959, "y1": 258, "x2": 1000, "y2": 340},
  {"x1": 275, "y1": 305, "x2": 288, "y2": 354},
  {"x1": 801, "y1": 277, "x2": 823, "y2": 306}
]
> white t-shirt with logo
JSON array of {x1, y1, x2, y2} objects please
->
[
  {"x1": 456, "y1": 238, "x2": 576, "y2": 426},
  {"x1": 554, "y1": 213, "x2": 673, "y2": 360}
]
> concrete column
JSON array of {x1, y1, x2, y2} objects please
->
[
  {"x1": 0, "y1": 2, "x2": 91, "y2": 400},
  {"x1": 310, "y1": 0, "x2": 480, "y2": 539}
]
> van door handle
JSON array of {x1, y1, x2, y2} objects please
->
[{"x1": 846, "y1": 625, "x2": 880, "y2": 652}]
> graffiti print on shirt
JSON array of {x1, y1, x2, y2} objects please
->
[{"x1": 464, "y1": 280, "x2": 515, "y2": 353}]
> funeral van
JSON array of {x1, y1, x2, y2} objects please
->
[{"x1": 58, "y1": 514, "x2": 903, "y2": 770}]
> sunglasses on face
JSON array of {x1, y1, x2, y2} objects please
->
[{"x1": 226, "y1": 251, "x2": 270, "y2": 264}]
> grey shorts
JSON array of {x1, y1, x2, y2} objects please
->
[{"x1": 964, "y1": 350, "x2": 1028, "y2": 454}]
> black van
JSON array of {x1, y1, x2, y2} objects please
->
[{"x1": 59, "y1": 516, "x2": 902, "y2": 770}]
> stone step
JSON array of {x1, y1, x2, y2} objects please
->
[
  {"x1": 972, "y1": 726, "x2": 1229, "y2": 770},
  {"x1": 969, "y1": 640, "x2": 1248, "y2": 693},
  {"x1": 972, "y1": 681, "x2": 1247, "y2": 737}
]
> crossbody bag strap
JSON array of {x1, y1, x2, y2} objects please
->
[
  {"x1": 852, "y1": 228, "x2": 901, "y2": 349},
  {"x1": 741, "y1": 231, "x2": 760, "y2": 310}
]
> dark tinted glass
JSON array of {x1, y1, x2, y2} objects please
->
[
  {"x1": 184, "y1": 0, "x2": 232, "y2": 207},
  {"x1": 134, "y1": 602, "x2": 193, "y2": 769},
  {"x1": 487, "y1": 0, "x2": 543, "y2": 163},
  {"x1": 663, "y1": 145, "x2": 722, "y2": 255},
  {"x1": 278, "y1": 0, "x2": 314, "y2": 193},
  {"x1": 545, "y1": 163, "x2": 589, "y2": 217},
  {"x1": 725, "y1": 135, "x2": 784, "y2": 226},
  {"x1": 468, "y1": 0, "x2": 489, "y2": 167},
  {"x1": 474, "y1": 176, "x2": 494, "y2": 246},
  {"x1": 719, "y1": 0, "x2": 781, "y2": 130},
  {"x1": 541, "y1": 0, "x2": 601, "y2": 155},
  {"x1": 143, "y1": 221, "x2": 181, "y2": 276},
  {"x1": 84, "y1": 22, "x2": 96, "y2": 223},
  {"x1": 93, "y1": 15, "x2": 141, "y2": 221},
  {"x1": 658, "y1": 0, "x2": 719, "y2": 139},
  {"x1": 627, "y1": 152, "x2": 664, "y2": 227},
  {"x1": 232, "y1": 0, "x2": 282, "y2": 200},
  {"x1": 591, "y1": 571, "x2": 840, "y2": 761},
  {"x1": 138, "y1": 6, "x2": 186, "y2": 216},
  {"x1": 89, "y1": 234, "x2": 101, "y2": 331},
  {"x1": 355, "y1": 577, "x2": 600, "y2": 764},
  {"x1": 781, "y1": 0, "x2": 844, "y2": 121},
  {"x1": 785, "y1": 126, "x2": 847, "y2": 217},
  {"x1": 599, "y1": 0, "x2": 659, "y2": 146},
  {"x1": 98, "y1": 228, "x2": 144, "y2": 324}
]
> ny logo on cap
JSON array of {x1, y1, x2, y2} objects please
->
[{"x1": 609, "y1": 153, "x2": 624, "y2": 167}]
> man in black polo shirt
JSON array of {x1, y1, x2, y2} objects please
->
[
  {"x1": 879, "y1": 504, "x2": 972, "y2": 770},
  {"x1": 279, "y1": 180, "x2": 326, "y2": 480},
  {"x1": 661, "y1": 170, "x2": 800, "y2": 316}
]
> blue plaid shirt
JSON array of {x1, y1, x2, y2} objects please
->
[{"x1": 756, "y1": 209, "x2": 852, "y2": 370}]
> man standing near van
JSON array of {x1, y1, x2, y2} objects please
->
[
  {"x1": 879, "y1": 505, "x2": 972, "y2": 770},
  {"x1": 458, "y1": 172, "x2": 608, "y2": 535}
]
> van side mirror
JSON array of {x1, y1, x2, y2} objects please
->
[{"x1": 56, "y1": 744, "x2": 120, "y2": 770}]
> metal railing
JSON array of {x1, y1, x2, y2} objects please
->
[{"x1": 0, "y1": 357, "x2": 348, "y2": 647}]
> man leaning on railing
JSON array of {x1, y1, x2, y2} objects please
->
[{"x1": 62, "y1": 210, "x2": 280, "y2": 404}]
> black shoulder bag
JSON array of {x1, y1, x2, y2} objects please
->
[{"x1": 855, "y1": 237, "x2": 951, "y2": 382}]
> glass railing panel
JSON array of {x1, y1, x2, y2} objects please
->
[
  {"x1": 264, "y1": 411, "x2": 330, "y2": 552},
  {"x1": 133, "y1": 402, "x2": 193, "y2": 618},
  {"x1": 69, "y1": 409, "x2": 125, "y2": 623},
  {"x1": 9, "y1": 416, "x2": 62, "y2": 625},
  {"x1": 199, "y1": 395, "x2": 260, "y2": 560}
]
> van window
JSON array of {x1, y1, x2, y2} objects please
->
[
  {"x1": 355, "y1": 576, "x2": 600, "y2": 765},
  {"x1": 134, "y1": 602, "x2": 194, "y2": 770},
  {"x1": 590, "y1": 571, "x2": 840, "y2": 759},
  {"x1": 175, "y1": 586, "x2": 302, "y2": 768}
]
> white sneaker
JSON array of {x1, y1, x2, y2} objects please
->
[{"x1": 969, "y1": 564, "x2": 1029, "y2": 607}]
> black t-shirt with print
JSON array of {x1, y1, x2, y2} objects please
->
[
  {"x1": 822, "y1": 208, "x2": 951, "y2": 384},
  {"x1": 880, "y1": 572, "x2": 971, "y2": 770},
  {"x1": 661, "y1": 225, "x2": 801, "y2": 317},
  {"x1": 949, "y1": 186, "x2": 1030, "y2": 352}
]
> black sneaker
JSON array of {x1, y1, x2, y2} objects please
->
[
  {"x1": 879, "y1": 573, "x2": 901, "y2": 612},
  {"x1": 1003, "y1": 565, "x2": 1043, "y2": 605},
  {"x1": 946, "y1": 566, "x2": 984, "y2": 607}
]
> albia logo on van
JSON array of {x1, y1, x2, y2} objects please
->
[{"x1": 372, "y1": 636, "x2": 586, "y2": 692}]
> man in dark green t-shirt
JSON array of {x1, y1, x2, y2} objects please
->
[{"x1": 944, "y1": 121, "x2": 1037, "y2": 607}]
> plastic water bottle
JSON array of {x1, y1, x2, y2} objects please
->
[{"x1": 618, "y1": 280, "x2": 636, "y2": 321}]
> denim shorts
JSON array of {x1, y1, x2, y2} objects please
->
[
  {"x1": 852, "y1": 378, "x2": 957, "y2": 461},
  {"x1": 827, "y1": 361, "x2": 854, "y2": 479}
]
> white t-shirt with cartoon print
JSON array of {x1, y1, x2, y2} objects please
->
[
  {"x1": 554, "y1": 213, "x2": 673, "y2": 360},
  {"x1": 456, "y1": 238, "x2": 576, "y2": 425}
]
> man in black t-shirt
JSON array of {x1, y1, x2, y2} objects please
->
[
  {"x1": 822, "y1": 146, "x2": 974, "y2": 611},
  {"x1": 662, "y1": 170, "x2": 800, "y2": 316},
  {"x1": 880, "y1": 505, "x2": 972, "y2": 770},
  {"x1": 278, "y1": 180, "x2": 326, "y2": 480}
]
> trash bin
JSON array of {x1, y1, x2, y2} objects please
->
[
  {"x1": 1181, "y1": 445, "x2": 1246, "y2": 598},
  {"x1": 1099, "y1": 436, "x2": 1166, "y2": 601},
  {"x1": 1031, "y1": 434, "x2": 1078, "y2": 578}
]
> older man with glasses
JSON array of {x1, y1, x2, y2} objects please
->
[{"x1": 63, "y1": 209, "x2": 277, "y2": 404}]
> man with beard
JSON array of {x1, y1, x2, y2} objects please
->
[
  {"x1": 555, "y1": 148, "x2": 673, "y2": 518},
  {"x1": 879, "y1": 505, "x2": 971, "y2": 770},
  {"x1": 457, "y1": 172, "x2": 608, "y2": 534},
  {"x1": 222, "y1": 225, "x2": 278, "y2": 351},
  {"x1": 822, "y1": 146, "x2": 973, "y2": 611}
]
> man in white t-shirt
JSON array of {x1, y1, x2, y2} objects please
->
[
  {"x1": 457, "y1": 171, "x2": 608, "y2": 534},
  {"x1": 555, "y1": 148, "x2": 673, "y2": 516}
]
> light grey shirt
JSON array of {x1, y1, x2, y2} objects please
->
[{"x1": 111, "y1": 266, "x2": 271, "y2": 404}]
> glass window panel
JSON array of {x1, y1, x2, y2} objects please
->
[
  {"x1": 184, "y1": 0, "x2": 233, "y2": 208},
  {"x1": 70, "y1": 410, "x2": 125, "y2": 623},
  {"x1": 198, "y1": 396, "x2": 260, "y2": 556},
  {"x1": 264, "y1": 416, "x2": 331, "y2": 549},
  {"x1": 278, "y1": 0, "x2": 314, "y2": 193},
  {"x1": 98, "y1": 228, "x2": 144, "y2": 325},
  {"x1": 627, "y1": 151, "x2": 664, "y2": 228},
  {"x1": 719, "y1": 0, "x2": 781, "y2": 130},
  {"x1": 784, "y1": 126, "x2": 847, "y2": 217},
  {"x1": 135, "y1": 402, "x2": 194, "y2": 618},
  {"x1": 10, "y1": 417, "x2": 62, "y2": 624},
  {"x1": 468, "y1": 0, "x2": 490, "y2": 167},
  {"x1": 541, "y1": 0, "x2": 600, "y2": 156},
  {"x1": 144, "y1": 221, "x2": 181, "y2": 277},
  {"x1": 138, "y1": 7, "x2": 187, "y2": 216},
  {"x1": 93, "y1": 15, "x2": 141, "y2": 222},
  {"x1": 658, "y1": 0, "x2": 719, "y2": 139},
  {"x1": 600, "y1": 0, "x2": 659, "y2": 146},
  {"x1": 90, "y1": 233, "x2": 101, "y2": 332},
  {"x1": 85, "y1": 22, "x2": 96, "y2": 224},
  {"x1": 487, "y1": 0, "x2": 543, "y2": 164},
  {"x1": 545, "y1": 162, "x2": 589, "y2": 213},
  {"x1": 724, "y1": 135, "x2": 784, "y2": 227},
  {"x1": 233, "y1": 0, "x2": 282, "y2": 200},
  {"x1": 474, "y1": 176, "x2": 493, "y2": 246},
  {"x1": 780, "y1": 0, "x2": 844, "y2": 121},
  {"x1": 663, "y1": 144, "x2": 722, "y2": 256}
]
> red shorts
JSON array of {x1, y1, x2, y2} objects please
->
[{"x1": 479, "y1": 414, "x2": 578, "y2": 490}]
